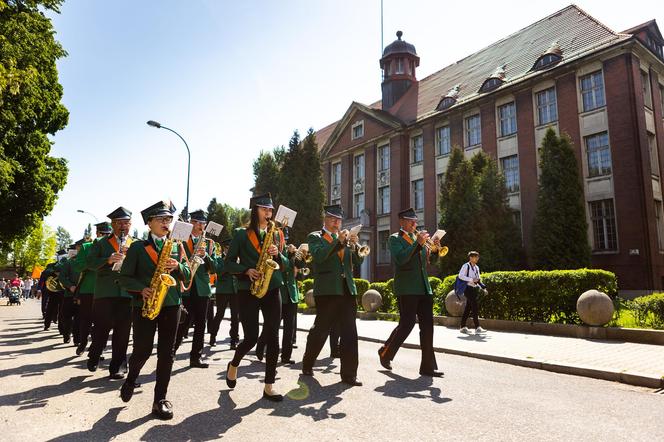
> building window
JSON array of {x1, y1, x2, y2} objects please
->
[
  {"x1": 395, "y1": 58, "x2": 404, "y2": 75},
  {"x1": 465, "y1": 114, "x2": 481, "y2": 147},
  {"x1": 437, "y1": 97, "x2": 456, "y2": 111},
  {"x1": 353, "y1": 192, "x2": 365, "y2": 218},
  {"x1": 378, "y1": 144, "x2": 390, "y2": 171},
  {"x1": 436, "y1": 126, "x2": 451, "y2": 156},
  {"x1": 378, "y1": 186, "x2": 390, "y2": 215},
  {"x1": 498, "y1": 102, "x2": 517, "y2": 137},
  {"x1": 353, "y1": 154, "x2": 365, "y2": 181},
  {"x1": 656, "y1": 201, "x2": 664, "y2": 252},
  {"x1": 330, "y1": 162, "x2": 341, "y2": 205},
  {"x1": 533, "y1": 53, "x2": 562, "y2": 70},
  {"x1": 642, "y1": 70, "x2": 653, "y2": 109},
  {"x1": 479, "y1": 77, "x2": 503, "y2": 93},
  {"x1": 580, "y1": 71, "x2": 606, "y2": 112},
  {"x1": 585, "y1": 132, "x2": 612, "y2": 178},
  {"x1": 378, "y1": 230, "x2": 391, "y2": 264},
  {"x1": 589, "y1": 199, "x2": 617, "y2": 251},
  {"x1": 332, "y1": 163, "x2": 341, "y2": 186},
  {"x1": 412, "y1": 179, "x2": 424, "y2": 210},
  {"x1": 500, "y1": 155, "x2": 520, "y2": 193},
  {"x1": 351, "y1": 121, "x2": 364, "y2": 140},
  {"x1": 660, "y1": 84, "x2": 664, "y2": 114},
  {"x1": 411, "y1": 135, "x2": 423, "y2": 164},
  {"x1": 536, "y1": 87, "x2": 558, "y2": 125},
  {"x1": 436, "y1": 172, "x2": 445, "y2": 206},
  {"x1": 649, "y1": 133, "x2": 660, "y2": 177}
]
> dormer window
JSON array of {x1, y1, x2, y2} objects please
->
[
  {"x1": 533, "y1": 53, "x2": 562, "y2": 70},
  {"x1": 479, "y1": 77, "x2": 503, "y2": 93},
  {"x1": 351, "y1": 120, "x2": 364, "y2": 140},
  {"x1": 436, "y1": 97, "x2": 456, "y2": 111},
  {"x1": 395, "y1": 59, "x2": 404, "y2": 74}
]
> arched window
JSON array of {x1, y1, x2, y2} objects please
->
[
  {"x1": 436, "y1": 96, "x2": 456, "y2": 111},
  {"x1": 479, "y1": 77, "x2": 503, "y2": 93},
  {"x1": 532, "y1": 53, "x2": 562, "y2": 71}
]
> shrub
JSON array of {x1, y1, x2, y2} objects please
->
[
  {"x1": 301, "y1": 278, "x2": 314, "y2": 295},
  {"x1": 631, "y1": 293, "x2": 664, "y2": 329},
  {"x1": 436, "y1": 268, "x2": 617, "y2": 324},
  {"x1": 369, "y1": 281, "x2": 396, "y2": 313},
  {"x1": 354, "y1": 278, "x2": 370, "y2": 296}
]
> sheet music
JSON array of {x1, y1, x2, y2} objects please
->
[
  {"x1": 67, "y1": 249, "x2": 78, "y2": 258},
  {"x1": 205, "y1": 221, "x2": 223, "y2": 236},
  {"x1": 349, "y1": 224, "x2": 362, "y2": 236},
  {"x1": 275, "y1": 205, "x2": 297, "y2": 227},
  {"x1": 431, "y1": 229, "x2": 446, "y2": 241},
  {"x1": 170, "y1": 221, "x2": 194, "y2": 241},
  {"x1": 298, "y1": 243, "x2": 309, "y2": 252}
]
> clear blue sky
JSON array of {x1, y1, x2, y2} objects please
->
[{"x1": 45, "y1": 0, "x2": 661, "y2": 238}]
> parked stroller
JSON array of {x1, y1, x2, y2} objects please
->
[{"x1": 7, "y1": 287, "x2": 21, "y2": 306}]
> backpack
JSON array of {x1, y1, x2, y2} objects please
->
[{"x1": 453, "y1": 263, "x2": 471, "y2": 299}]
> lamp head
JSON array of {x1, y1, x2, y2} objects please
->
[{"x1": 147, "y1": 120, "x2": 161, "y2": 128}]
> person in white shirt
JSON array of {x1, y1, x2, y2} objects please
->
[{"x1": 458, "y1": 251, "x2": 486, "y2": 334}]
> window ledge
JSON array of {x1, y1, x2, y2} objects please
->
[
  {"x1": 435, "y1": 153, "x2": 451, "y2": 159},
  {"x1": 579, "y1": 106, "x2": 606, "y2": 117},
  {"x1": 410, "y1": 161, "x2": 423, "y2": 166},
  {"x1": 534, "y1": 121, "x2": 558, "y2": 130},
  {"x1": 586, "y1": 174, "x2": 612, "y2": 182},
  {"x1": 465, "y1": 144, "x2": 482, "y2": 150},
  {"x1": 592, "y1": 250, "x2": 619, "y2": 255},
  {"x1": 498, "y1": 133, "x2": 517, "y2": 142},
  {"x1": 507, "y1": 191, "x2": 520, "y2": 196}
]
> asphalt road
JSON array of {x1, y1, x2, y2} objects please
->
[{"x1": 1, "y1": 300, "x2": 662, "y2": 441}]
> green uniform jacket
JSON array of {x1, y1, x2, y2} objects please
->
[
  {"x1": 388, "y1": 231, "x2": 433, "y2": 296},
  {"x1": 280, "y1": 254, "x2": 302, "y2": 304},
  {"x1": 75, "y1": 240, "x2": 97, "y2": 295},
  {"x1": 118, "y1": 236, "x2": 190, "y2": 308},
  {"x1": 58, "y1": 258, "x2": 79, "y2": 298},
  {"x1": 86, "y1": 235, "x2": 132, "y2": 300},
  {"x1": 224, "y1": 227, "x2": 290, "y2": 292},
  {"x1": 177, "y1": 236, "x2": 215, "y2": 298},
  {"x1": 213, "y1": 256, "x2": 238, "y2": 295},
  {"x1": 308, "y1": 230, "x2": 363, "y2": 296}
]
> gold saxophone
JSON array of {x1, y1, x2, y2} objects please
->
[
  {"x1": 142, "y1": 237, "x2": 177, "y2": 320},
  {"x1": 250, "y1": 220, "x2": 280, "y2": 298},
  {"x1": 180, "y1": 233, "x2": 207, "y2": 292}
]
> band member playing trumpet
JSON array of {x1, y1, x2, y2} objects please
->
[
  {"x1": 75, "y1": 221, "x2": 112, "y2": 356},
  {"x1": 174, "y1": 209, "x2": 215, "y2": 368},
  {"x1": 378, "y1": 208, "x2": 443, "y2": 377},
  {"x1": 209, "y1": 238, "x2": 240, "y2": 349},
  {"x1": 302, "y1": 204, "x2": 364, "y2": 387},
  {"x1": 58, "y1": 241, "x2": 84, "y2": 345},
  {"x1": 118, "y1": 200, "x2": 190, "y2": 420},
  {"x1": 224, "y1": 193, "x2": 289, "y2": 402},
  {"x1": 85, "y1": 207, "x2": 134, "y2": 378}
]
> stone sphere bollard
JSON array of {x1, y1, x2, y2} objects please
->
[
  {"x1": 362, "y1": 289, "x2": 383, "y2": 313},
  {"x1": 577, "y1": 289, "x2": 614, "y2": 326},
  {"x1": 304, "y1": 289, "x2": 316, "y2": 308},
  {"x1": 445, "y1": 290, "x2": 466, "y2": 317}
]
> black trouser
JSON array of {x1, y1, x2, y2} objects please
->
[
  {"x1": 257, "y1": 301, "x2": 297, "y2": 361},
  {"x1": 176, "y1": 294, "x2": 209, "y2": 360},
  {"x1": 127, "y1": 305, "x2": 180, "y2": 402},
  {"x1": 209, "y1": 293, "x2": 239, "y2": 344},
  {"x1": 78, "y1": 293, "x2": 94, "y2": 349},
  {"x1": 230, "y1": 289, "x2": 281, "y2": 384},
  {"x1": 41, "y1": 291, "x2": 49, "y2": 318},
  {"x1": 461, "y1": 286, "x2": 480, "y2": 328},
  {"x1": 292, "y1": 312, "x2": 297, "y2": 345},
  {"x1": 303, "y1": 294, "x2": 359, "y2": 380},
  {"x1": 88, "y1": 297, "x2": 132, "y2": 375},
  {"x1": 381, "y1": 295, "x2": 438, "y2": 373},
  {"x1": 59, "y1": 296, "x2": 80, "y2": 344},
  {"x1": 329, "y1": 322, "x2": 340, "y2": 354},
  {"x1": 44, "y1": 292, "x2": 62, "y2": 329}
]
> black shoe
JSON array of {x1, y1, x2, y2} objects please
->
[
  {"x1": 120, "y1": 381, "x2": 136, "y2": 402},
  {"x1": 190, "y1": 359, "x2": 209, "y2": 369},
  {"x1": 341, "y1": 377, "x2": 363, "y2": 387},
  {"x1": 292, "y1": 344, "x2": 298, "y2": 349},
  {"x1": 44, "y1": 325, "x2": 49, "y2": 331},
  {"x1": 225, "y1": 362, "x2": 237, "y2": 389},
  {"x1": 230, "y1": 342, "x2": 238, "y2": 350},
  {"x1": 87, "y1": 358, "x2": 98, "y2": 372},
  {"x1": 280, "y1": 358, "x2": 296, "y2": 365},
  {"x1": 110, "y1": 372, "x2": 125, "y2": 380},
  {"x1": 263, "y1": 391, "x2": 283, "y2": 402},
  {"x1": 255, "y1": 345, "x2": 264, "y2": 361},
  {"x1": 420, "y1": 370, "x2": 444, "y2": 377},
  {"x1": 63, "y1": 336, "x2": 71, "y2": 344},
  {"x1": 76, "y1": 345, "x2": 86, "y2": 356},
  {"x1": 301, "y1": 367, "x2": 313, "y2": 376},
  {"x1": 378, "y1": 348, "x2": 392, "y2": 370},
  {"x1": 209, "y1": 338, "x2": 216, "y2": 347},
  {"x1": 152, "y1": 400, "x2": 173, "y2": 420},
  {"x1": 99, "y1": 355, "x2": 105, "y2": 361}
]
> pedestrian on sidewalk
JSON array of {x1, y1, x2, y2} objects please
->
[
  {"x1": 377, "y1": 207, "x2": 443, "y2": 377},
  {"x1": 459, "y1": 251, "x2": 486, "y2": 335}
]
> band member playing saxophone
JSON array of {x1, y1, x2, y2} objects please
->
[
  {"x1": 224, "y1": 193, "x2": 289, "y2": 402},
  {"x1": 302, "y1": 204, "x2": 364, "y2": 387},
  {"x1": 209, "y1": 238, "x2": 240, "y2": 350},
  {"x1": 174, "y1": 209, "x2": 216, "y2": 368},
  {"x1": 378, "y1": 208, "x2": 443, "y2": 377},
  {"x1": 85, "y1": 207, "x2": 134, "y2": 379},
  {"x1": 118, "y1": 200, "x2": 190, "y2": 420}
]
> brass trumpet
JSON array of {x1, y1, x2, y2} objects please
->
[{"x1": 291, "y1": 244, "x2": 312, "y2": 276}]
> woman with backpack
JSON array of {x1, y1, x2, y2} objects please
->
[{"x1": 458, "y1": 251, "x2": 486, "y2": 334}]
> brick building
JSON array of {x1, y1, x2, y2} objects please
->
[{"x1": 316, "y1": 5, "x2": 664, "y2": 294}]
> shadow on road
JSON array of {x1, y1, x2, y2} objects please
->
[{"x1": 374, "y1": 371, "x2": 452, "y2": 404}]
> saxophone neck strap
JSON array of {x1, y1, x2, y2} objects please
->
[
  {"x1": 247, "y1": 229, "x2": 262, "y2": 254},
  {"x1": 144, "y1": 244, "x2": 159, "y2": 266},
  {"x1": 108, "y1": 236, "x2": 120, "y2": 253}
]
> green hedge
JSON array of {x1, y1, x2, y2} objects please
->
[
  {"x1": 436, "y1": 269, "x2": 618, "y2": 324},
  {"x1": 630, "y1": 293, "x2": 664, "y2": 329}
]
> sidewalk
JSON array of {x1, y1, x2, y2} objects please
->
[{"x1": 290, "y1": 312, "x2": 664, "y2": 389}]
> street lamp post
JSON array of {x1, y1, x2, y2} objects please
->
[
  {"x1": 146, "y1": 120, "x2": 191, "y2": 220},
  {"x1": 76, "y1": 209, "x2": 99, "y2": 222}
]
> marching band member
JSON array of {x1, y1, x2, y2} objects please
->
[
  {"x1": 58, "y1": 241, "x2": 84, "y2": 345},
  {"x1": 301, "y1": 204, "x2": 364, "y2": 387},
  {"x1": 174, "y1": 209, "x2": 215, "y2": 368},
  {"x1": 85, "y1": 207, "x2": 133, "y2": 378},
  {"x1": 378, "y1": 208, "x2": 443, "y2": 377},
  {"x1": 118, "y1": 200, "x2": 190, "y2": 420},
  {"x1": 42, "y1": 251, "x2": 66, "y2": 332},
  {"x1": 224, "y1": 193, "x2": 289, "y2": 402},
  {"x1": 74, "y1": 221, "x2": 111, "y2": 356},
  {"x1": 209, "y1": 238, "x2": 240, "y2": 349}
]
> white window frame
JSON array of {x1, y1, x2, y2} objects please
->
[
  {"x1": 589, "y1": 199, "x2": 618, "y2": 252},
  {"x1": 465, "y1": 114, "x2": 481, "y2": 147},
  {"x1": 411, "y1": 135, "x2": 423, "y2": 164},
  {"x1": 436, "y1": 125, "x2": 451, "y2": 156},
  {"x1": 351, "y1": 120, "x2": 364, "y2": 140},
  {"x1": 536, "y1": 87, "x2": 558, "y2": 125},
  {"x1": 378, "y1": 186, "x2": 390, "y2": 215},
  {"x1": 580, "y1": 71, "x2": 606, "y2": 112},
  {"x1": 498, "y1": 102, "x2": 517, "y2": 137},
  {"x1": 585, "y1": 132, "x2": 612, "y2": 178},
  {"x1": 378, "y1": 144, "x2": 390, "y2": 172},
  {"x1": 412, "y1": 179, "x2": 424, "y2": 210},
  {"x1": 500, "y1": 155, "x2": 520, "y2": 193}
]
